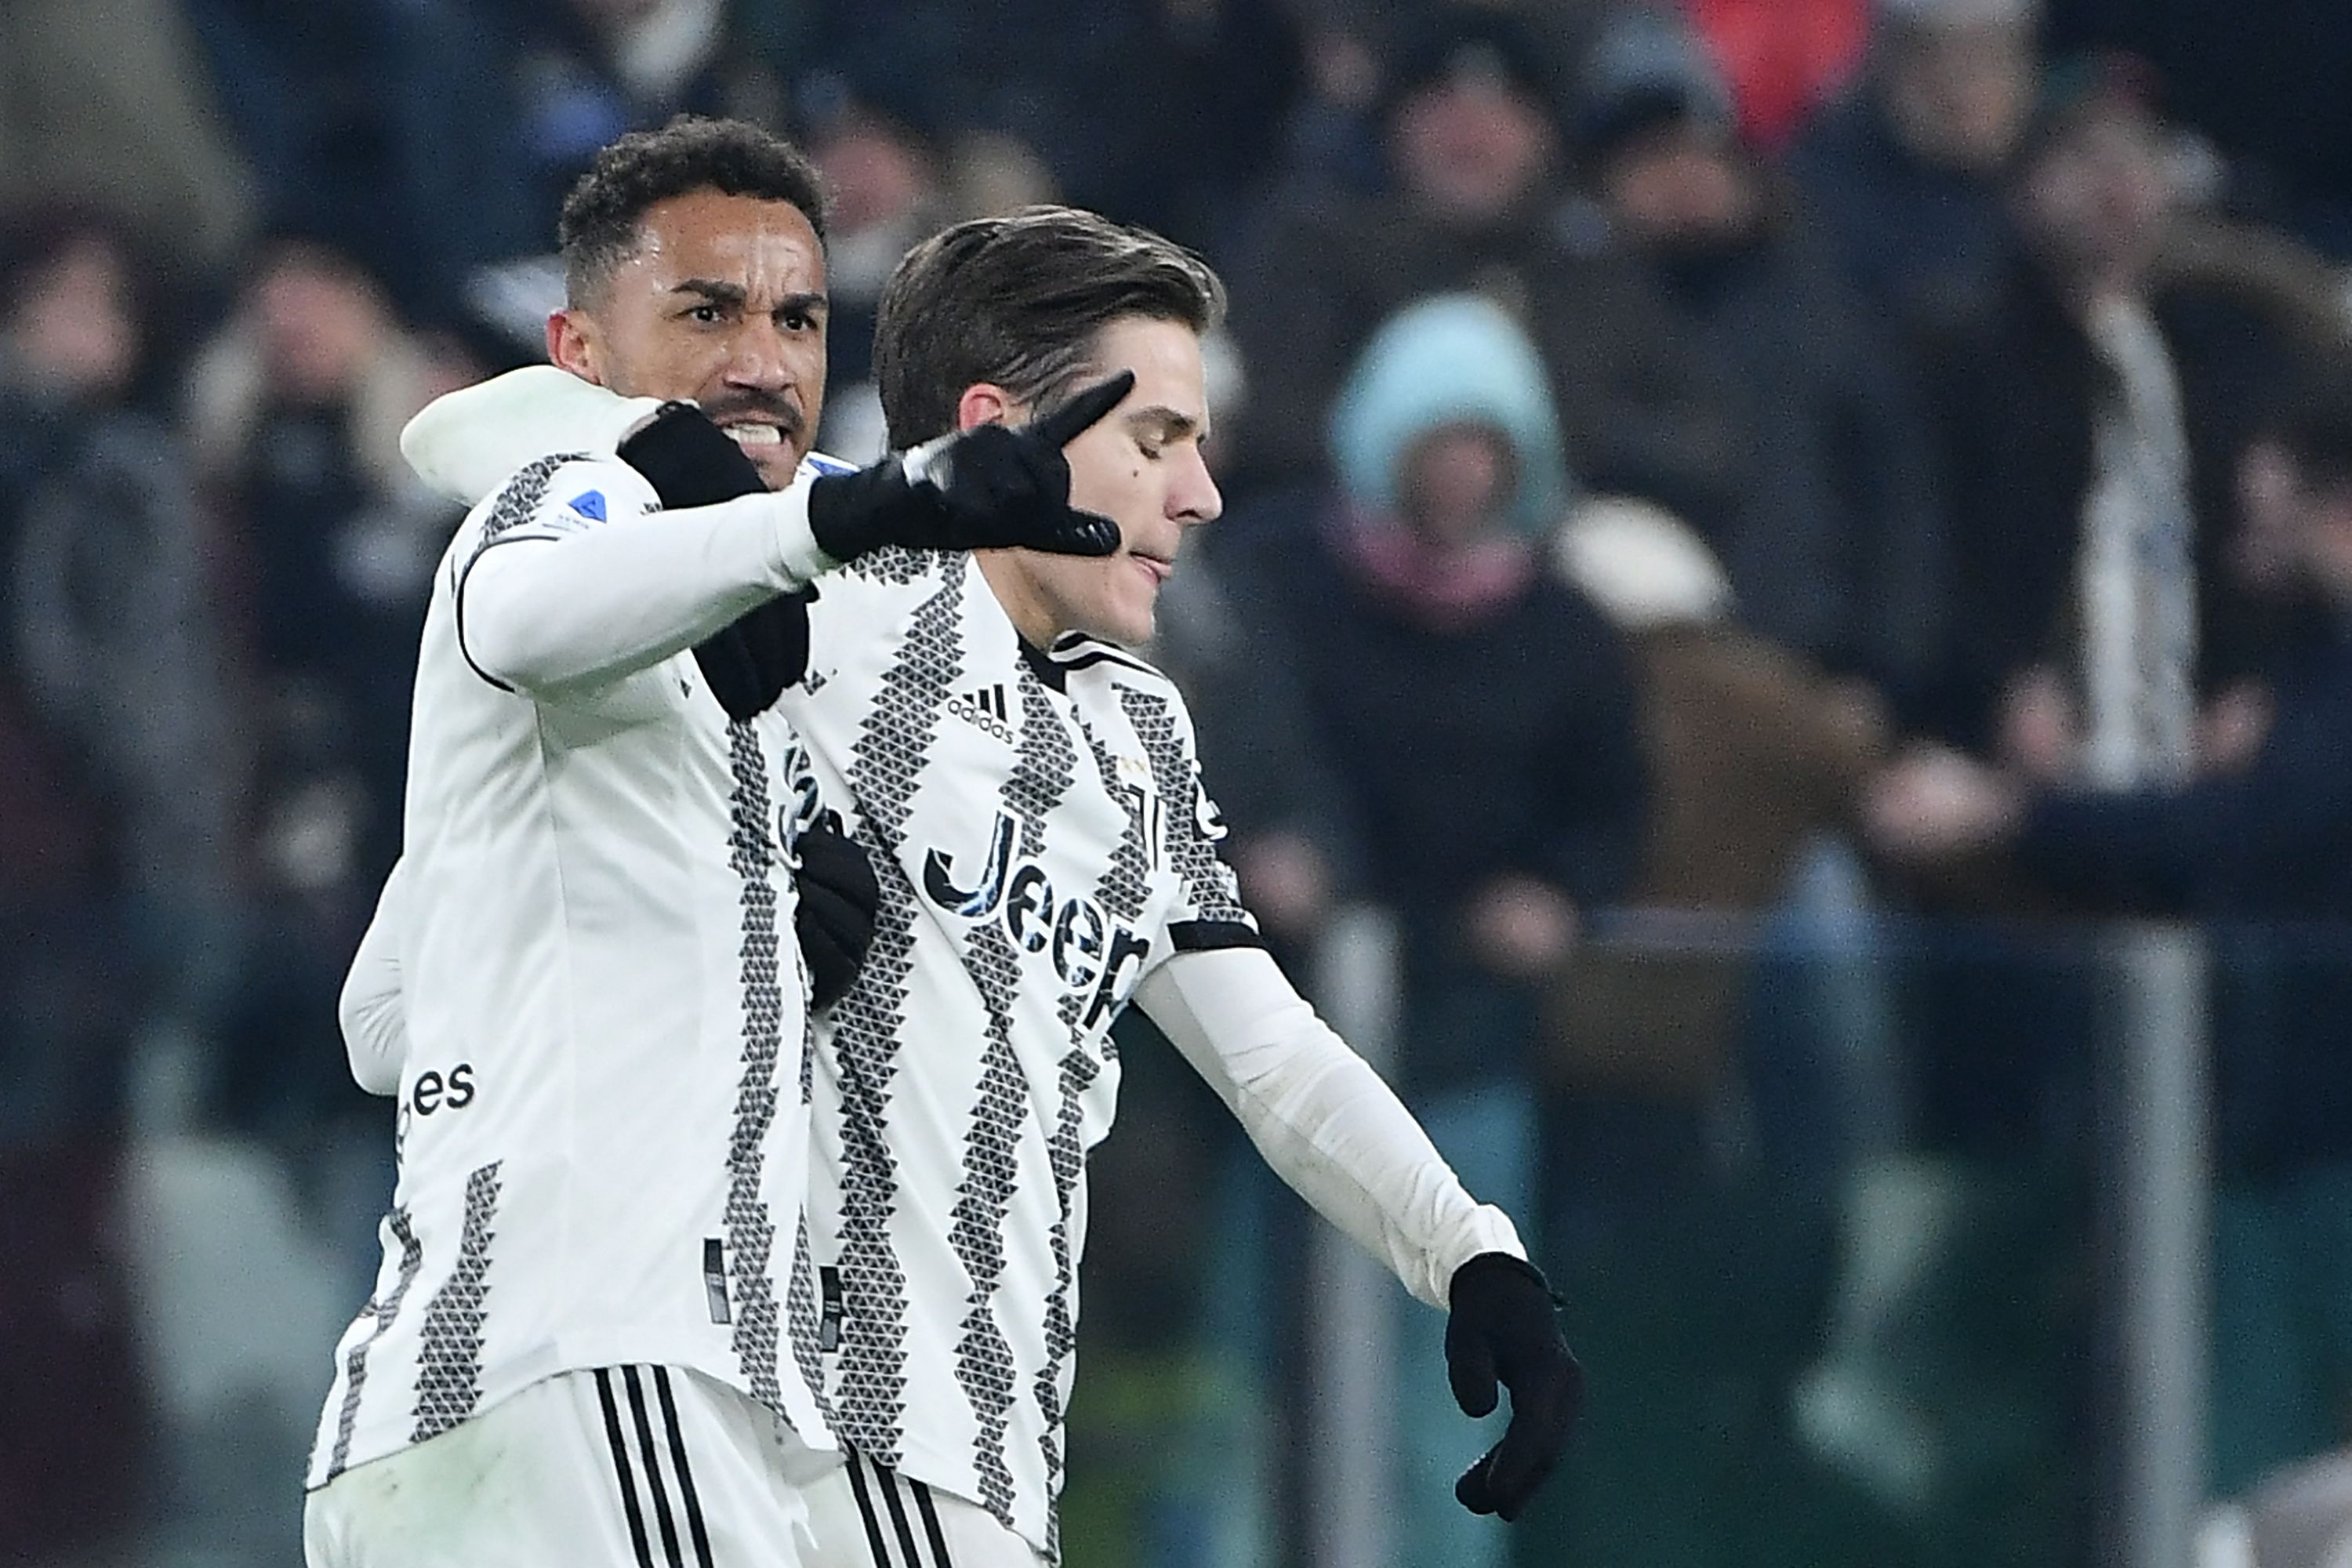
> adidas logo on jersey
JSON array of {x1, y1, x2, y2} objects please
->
[{"x1": 946, "y1": 683, "x2": 1018, "y2": 742}]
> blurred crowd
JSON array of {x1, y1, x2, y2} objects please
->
[{"x1": 13, "y1": 1, "x2": 2352, "y2": 1565}]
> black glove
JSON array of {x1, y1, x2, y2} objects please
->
[
  {"x1": 617, "y1": 401, "x2": 809, "y2": 721},
  {"x1": 793, "y1": 812, "x2": 880, "y2": 1011},
  {"x1": 1445, "y1": 1251, "x2": 1582, "y2": 1522},
  {"x1": 804, "y1": 372, "x2": 1133, "y2": 562}
]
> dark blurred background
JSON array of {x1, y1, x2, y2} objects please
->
[{"x1": 10, "y1": 2, "x2": 2352, "y2": 1565}]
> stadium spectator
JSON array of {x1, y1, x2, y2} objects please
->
[
  {"x1": 182, "y1": 234, "x2": 468, "y2": 1147},
  {"x1": 793, "y1": 78, "x2": 1073, "y2": 465},
  {"x1": 1234, "y1": 292, "x2": 1647, "y2": 1088},
  {"x1": 1, "y1": 209, "x2": 236, "y2": 946},
  {"x1": 2042, "y1": 0, "x2": 2352, "y2": 258},
  {"x1": 0, "y1": 0, "x2": 256, "y2": 264},
  {"x1": 1908, "y1": 59, "x2": 2347, "y2": 776},
  {"x1": 1571, "y1": 5, "x2": 1947, "y2": 699},
  {"x1": 1220, "y1": 8, "x2": 1733, "y2": 513},
  {"x1": 0, "y1": 206, "x2": 216, "y2": 1568},
  {"x1": 1681, "y1": 0, "x2": 1872, "y2": 150},
  {"x1": 1547, "y1": 497, "x2": 1889, "y2": 1176},
  {"x1": 181, "y1": 0, "x2": 521, "y2": 314},
  {"x1": 1862, "y1": 61, "x2": 2346, "y2": 1156},
  {"x1": 492, "y1": 0, "x2": 789, "y2": 231},
  {"x1": 1229, "y1": 289, "x2": 1640, "y2": 1568},
  {"x1": 183, "y1": 0, "x2": 787, "y2": 318},
  {"x1": 1868, "y1": 365, "x2": 2352, "y2": 925},
  {"x1": 804, "y1": 90, "x2": 950, "y2": 460},
  {"x1": 1786, "y1": 0, "x2": 2041, "y2": 335},
  {"x1": 815, "y1": 0, "x2": 1304, "y2": 254},
  {"x1": 1872, "y1": 359, "x2": 2352, "y2": 1502}
]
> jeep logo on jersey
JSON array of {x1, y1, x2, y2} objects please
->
[
  {"x1": 922, "y1": 808, "x2": 1151, "y2": 1028},
  {"x1": 771, "y1": 734, "x2": 824, "y2": 870}
]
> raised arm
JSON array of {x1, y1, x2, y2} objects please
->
[
  {"x1": 456, "y1": 467, "x2": 835, "y2": 695},
  {"x1": 414, "y1": 365, "x2": 1136, "y2": 698}
]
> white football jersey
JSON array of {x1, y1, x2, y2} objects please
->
[
  {"x1": 782, "y1": 548, "x2": 1258, "y2": 1557},
  {"x1": 306, "y1": 452, "x2": 839, "y2": 1490}
]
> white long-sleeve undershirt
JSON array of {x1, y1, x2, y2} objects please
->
[
  {"x1": 404, "y1": 363, "x2": 841, "y2": 696},
  {"x1": 341, "y1": 858, "x2": 408, "y2": 1097},
  {"x1": 458, "y1": 480, "x2": 836, "y2": 694},
  {"x1": 1137, "y1": 945, "x2": 1523, "y2": 1308}
]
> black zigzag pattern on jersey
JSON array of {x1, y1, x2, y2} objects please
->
[
  {"x1": 1073, "y1": 726, "x2": 1156, "y2": 1068},
  {"x1": 829, "y1": 563, "x2": 966, "y2": 1461},
  {"x1": 1033, "y1": 1039, "x2": 1102, "y2": 1554},
  {"x1": 1079, "y1": 735, "x2": 1152, "y2": 933},
  {"x1": 321, "y1": 1207, "x2": 423, "y2": 1481},
  {"x1": 720, "y1": 717, "x2": 788, "y2": 1414},
  {"x1": 1117, "y1": 688, "x2": 1251, "y2": 925},
  {"x1": 470, "y1": 453, "x2": 588, "y2": 557},
  {"x1": 786, "y1": 1214, "x2": 830, "y2": 1422},
  {"x1": 947, "y1": 666, "x2": 1076, "y2": 1526},
  {"x1": 453, "y1": 454, "x2": 591, "y2": 688},
  {"x1": 951, "y1": 958, "x2": 1028, "y2": 1524},
  {"x1": 410, "y1": 1161, "x2": 504, "y2": 1443},
  {"x1": 843, "y1": 544, "x2": 934, "y2": 586}
]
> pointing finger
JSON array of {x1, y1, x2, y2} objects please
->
[{"x1": 1031, "y1": 370, "x2": 1137, "y2": 448}]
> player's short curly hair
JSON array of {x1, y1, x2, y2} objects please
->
[
  {"x1": 874, "y1": 205, "x2": 1225, "y2": 448},
  {"x1": 558, "y1": 115, "x2": 829, "y2": 305}
]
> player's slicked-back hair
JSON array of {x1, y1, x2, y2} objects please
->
[
  {"x1": 874, "y1": 205, "x2": 1225, "y2": 448},
  {"x1": 559, "y1": 115, "x2": 829, "y2": 305}
]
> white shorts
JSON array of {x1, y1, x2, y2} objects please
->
[
  {"x1": 801, "y1": 1449, "x2": 1044, "y2": 1568},
  {"x1": 304, "y1": 1365, "x2": 826, "y2": 1567}
]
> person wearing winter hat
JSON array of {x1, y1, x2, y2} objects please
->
[
  {"x1": 1226, "y1": 293, "x2": 1647, "y2": 1568},
  {"x1": 1221, "y1": 9, "x2": 1732, "y2": 510}
]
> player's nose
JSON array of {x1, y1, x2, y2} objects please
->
[
  {"x1": 724, "y1": 318, "x2": 799, "y2": 393},
  {"x1": 1171, "y1": 444, "x2": 1221, "y2": 525}
]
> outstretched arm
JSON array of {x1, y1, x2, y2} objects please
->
[
  {"x1": 1136, "y1": 944, "x2": 1520, "y2": 1301},
  {"x1": 1136, "y1": 946, "x2": 1581, "y2": 1520}
]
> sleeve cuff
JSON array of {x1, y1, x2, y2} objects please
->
[
  {"x1": 768, "y1": 475, "x2": 845, "y2": 589},
  {"x1": 1168, "y1": 918, "x2": 1266, "y2": 953},
  {"x1": 1439, "y1": 1209, "x2": 1529, "y2": 1291}
]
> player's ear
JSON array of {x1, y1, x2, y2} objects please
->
[
  {"x1": 547, "y1": 308, "x2": 604, "y2": 386},
  {"x1": 955, "y1": 383, "x2": 1017, "y2": 434}
]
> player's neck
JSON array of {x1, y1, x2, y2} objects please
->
[{"x1": 974, "y1": 549, "x2": 1064, "y2": 651}]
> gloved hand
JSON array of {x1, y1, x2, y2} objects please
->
[
  {"x1": 804, "y1": 372, "x2": 1133, "y2": 562},
  {"x1": 793, "y1": 812, "x2": 880, "y2": 1011},
  {"x1": 1445, "y1": 1251, "x2": 1582, "y2": 1521},
  {"x1": 617, "y1": 401, "x2": 809, "y2": 721}
]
